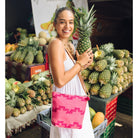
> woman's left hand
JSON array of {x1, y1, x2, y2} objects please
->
[{"x1": 83, "y1": 50, "x2": 94, "y2": 70}]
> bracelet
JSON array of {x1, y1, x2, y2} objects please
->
[{"x1": 76, "y1": 61, "x2": 83, "y2": 70}]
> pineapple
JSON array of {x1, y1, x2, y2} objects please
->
[
  {"x1": 121, "y1": 58, "x2": 128, "y2": 66},
  {"x1": 121, "y1": 81, "x2": 128, "y2": 89},
  {"x1": 127, "y1": 57, "x2": 133, "y2": 64},
  {"x1": 45, "y1": 87, "x2": 51, "y2": 94},
  {"x1": 38, "y1": 89, "x2": 45, "y2": 96},
  {"x1": 94, "y1": 59, "x2": 107, "y2": 72},
  {"x1": 73, "y1": 5, "x2": 96, "y2": 54},
  {"x1": 104, "y1": 56, "x2": 117, "y2": 71},
  {"x1": 88, "y1": 71, "x2": 99, "y2": 84},
  {"x1": 37, "y1": 96, "x2": 42, "y2": 101},
  {"x1": 66, "y1": 0, "x2": 75, "y2": 13},
  {"x1": 110, "y1": 72, "x2": 118, "y2": 86},
  {"x1": 123, "y1": 49, "x2": 130, "y2": 58},
  {"x1": 115, "y1": 60, "x2": 124, "y2": 68},
  {"x1": 17, "y1": 48, "x2": 28, "y2": 63},
  {"x1": 128, "y1": 63, "x2": 133, "y2": 72},
  {"x1": 117, "y1": 83, "x2": 123, "y2": 92},
  {"x1": 5, "y1": 105, "x2": 13, "y2": 119},
  {"x1": 20, "y1": 106, "x2": 27, "y2": 114},
  {"x1": 84, "y1": 81, "x2": 91, "y2": 92},
  {"x1": 17, "y1": 98, "x2": 25, "y2": 107},
  {"x1": 90, "y1": 83, "x2": 100, "y2": 95},
  {"x1": 113, "y1": 49, "x2": 125, "y2": 59},
  {"x1": 42, "y1": 94, "x2": 47, "y2": 100},
  {"x1": 122, "y1": 66, "x2": 128, "y2": 73},
  {"x1": 94, "y1": 50, "x2": 105, "y2": 60},
  {"x1": 47, "y1": 92, "x2": 52, "y2": 99},
  {"x1": 38, "y1": 100, "x2": 43, "y2": 106},
  {"x1": 112, "y1": 85, "x2": 119, "y2": 94},
  {"x1": 81, "y1": 69, "x2": 91, "y2": 80},
  {"x1": 88, "y1": 61, "x2": 95, "y2": 70},
  {"x1": 24, "y1": 51, "x2": 34, "y2": 65},
  {"x1": 31, "y1": 74, "x2": 40, "y2": 81},
  {"x1": 118, "y1": 75, "x2": 124, "y2": 83},
  {"x1": 36, "y1": 50, "x2": 44, "y2": 64},
  {"x1": 122, "y1": 73, "x2": 128, "y2": 80},
  {"x1": 10, "y1": 50, "x2": 18, "y2": 61},
  {"x1": 43, "y1": 79, "x2": 51, "y2": 87},
  {"x1": 25, "y1": 96, "x2": 32, "y2": 105},
  {"x1": 43, "y1": 100, "x2": 49, "y2": 105},
  {"x1": 26, "y1": 104, "x2": 34, "y2": 111},
  {"x1": 114, "y1": 67, "x2": 124, "y2": 76},
  {"x1": 94, "y1": 45, "x2": 105, "y2": 60},
  {"x1": 13, "y1": 84, "x2": 26, "y2": 94},
  {"x1": 99, "y1": 83, "x2": 112, "y2": 99},
  {"x1": 27, "y1": 89, "x2": 36, "y2": 98},
  {"x1": 99, "y1": 69, "x2": 111, "y2": 85},
  {"x1": 12, "y1": 108, "x2": 20, "y2": 117}
]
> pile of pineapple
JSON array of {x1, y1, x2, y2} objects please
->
[
  {"x1": 82, "y1": 43, "x2": 133, "y2": 99},
  {"x1": 5, "y1": 71, "x2": 53, "y2": 118},
  {"x1": 9, "y1": 31, "x2": 54, "y2": 65}
]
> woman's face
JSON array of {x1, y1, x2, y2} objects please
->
[{"x1": 54, "y1": 10, "x2": 74, "y2": 39}]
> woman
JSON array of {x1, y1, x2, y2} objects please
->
[{"x1": 48, "y1": 7, "x2": 94, "y2": 138}]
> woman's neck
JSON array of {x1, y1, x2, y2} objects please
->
[{"x1": 57, "y1": 37, "x2": 69, "y2": 46}]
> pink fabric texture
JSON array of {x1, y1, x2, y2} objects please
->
[{"x1": 51, "y1": 91, "x2": 90, "y2": 129}]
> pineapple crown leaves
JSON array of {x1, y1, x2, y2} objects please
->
[
  {"x1": 104, "y1": 55, "x2": 116, "y2": 64},
  {"x1": 73, "y1": 5, "x2": 96, "y2": 37},
  {"x1": 106, "y1": 63, "x2": 117, "y2": 72},
  {"x1": 28, "y1": 46, "x2": 37, "y2": 56},
  {"x1": 100, "y1": 43, "x2": 114, "y2": 55},
  {"x1": 5, "y1": 90, "x2": 18, "y2": 107},
  {"x1": 104, "y1": 55, "x2": 117, "y2": 71},
  {"x1": 110, "y1": 72, "x2": 118, "y2": 86}
]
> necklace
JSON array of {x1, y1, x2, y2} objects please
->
[{"x1": 58, "y1": 37, "x2": 74, "y2": 55}]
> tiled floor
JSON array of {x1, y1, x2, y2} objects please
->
[{"x1": 11, "y1": 112, "x2": 132, "y2": 138}]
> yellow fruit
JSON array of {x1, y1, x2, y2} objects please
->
[
  {"x1": 92, "y1": 112, "x2": 105, "y2": 129},
  {"x1": 38, "y1": 31, "x2": 47, "y2": 39},
  {"x1": 27, "y1": 89, "x2": 36, "y2": 98},
  {"x1": 39, "y1": 38, "x2": 47, "y2": 45}
]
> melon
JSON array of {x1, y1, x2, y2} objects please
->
[
  {"x1": 89, "y1": 107, "x2": 96, "y2": 121},
  {"x1": 92, "y1": 112, "x2": 105, "y2": 129}
]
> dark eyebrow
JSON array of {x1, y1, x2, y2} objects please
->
[{"x1": 59, "y1": 19, "x2": 74, "y2": 21}]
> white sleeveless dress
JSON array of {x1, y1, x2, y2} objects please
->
[{"x1": 49, "y1": 50, "x2": 94, "y2": 138}]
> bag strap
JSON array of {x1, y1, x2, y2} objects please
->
[{"x1": 65, "y1": 48, "x2": 90, "y2": 97}]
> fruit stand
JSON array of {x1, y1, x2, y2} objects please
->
[
  {"x1": 89, "y1": 84, "x2": 132, "y2": 138},
  {"x1": 5, "y1": 0, "x2": 132, "y2": 138},
  {"x1": 6, "y1": 104, "x2": 51, "y2": 137}
]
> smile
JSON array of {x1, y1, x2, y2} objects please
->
[{"x1": 63, "y1": 30, "x2": 70, "y2": 33}]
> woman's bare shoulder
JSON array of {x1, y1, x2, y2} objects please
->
[{"x1": 48, "y1": 38, "x2": 64, "y2": 54}]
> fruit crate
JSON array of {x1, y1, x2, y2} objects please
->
[
  {"x1": 45, "y1": 53, "x2": 49, "y2": 70},
  {"x1": 101, "y1": 118, "x2": 116, "y2": 138},
  {"x1": 117, "y1": 95, "x2": 133, "y2": 116},
  {"x1": 89, "y1": 95, "x2": 118, "y2": 125},
  {"x1": 6, "y1": 60, "x2": 46, "y2": 82},
  {"x1": 37, "y1": 108, "x2": 107, "y2": 138}
]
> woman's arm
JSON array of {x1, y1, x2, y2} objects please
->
[{"x1": 48, "y1": 39, "x2": 81, "y2": 88}]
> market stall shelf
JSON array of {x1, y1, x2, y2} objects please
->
[
  {"x1": 6, "y1": 104, "x2": 51, "y2": 137},
  {"x1": 89, "y1": 83, "x2": 132, "y2": 137},
  {"x1": 6, "y1": 60, "x2": 46, "y2": 82}
]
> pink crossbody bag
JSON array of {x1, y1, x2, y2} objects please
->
[{"x1": 51, "y1": 48, "x2": 90, "y2": 129}]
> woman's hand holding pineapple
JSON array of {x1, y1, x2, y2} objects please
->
[{"x1": 76, "y1": 48, "x2": 94, "y2": 70}]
